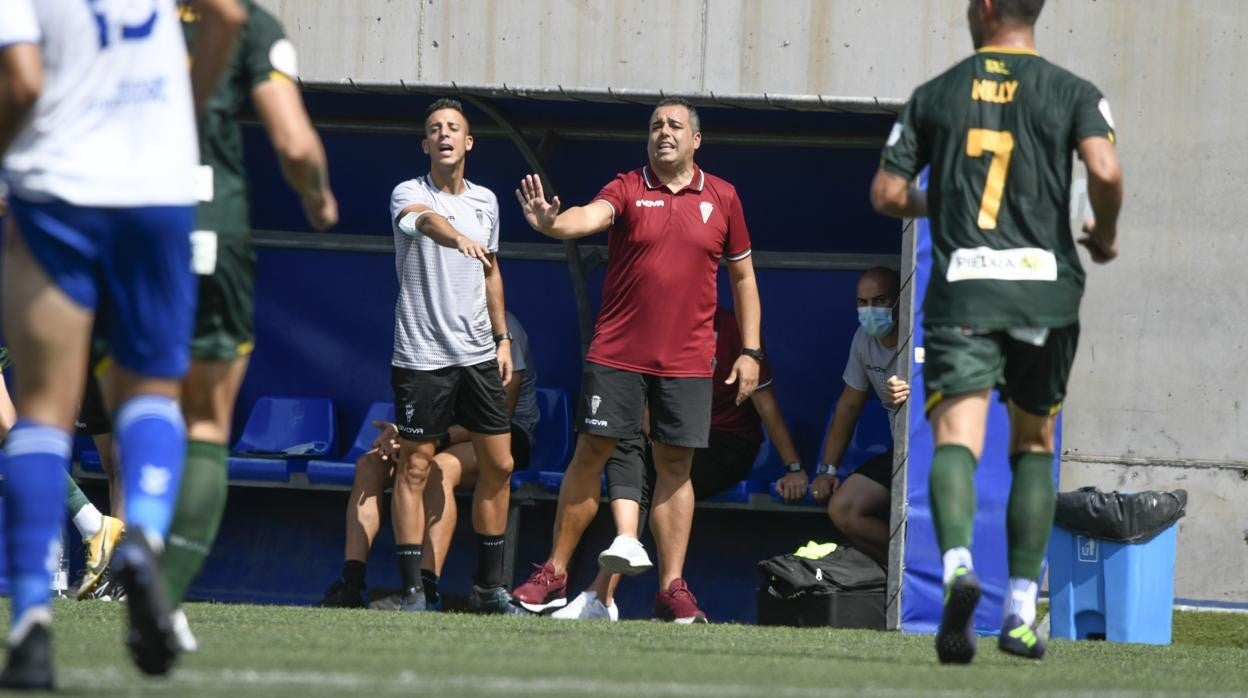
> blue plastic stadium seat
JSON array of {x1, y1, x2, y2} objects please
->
[
  {"x1": 73, "y1": 434, "x2": 104, "y2": 474},
  {"x1": 229, "y1": 397, "x2": 336, "y2": 483},
  {"x1": 513, "y1": 387, "x2": 572, "y2": 491},
  {"x1": 307, "y1": 402, "x2": 394, "y2": 487}
]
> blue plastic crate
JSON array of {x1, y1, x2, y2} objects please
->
[{"x1": 1048, "y1": 523, "x2": 1177, "y2": 645}]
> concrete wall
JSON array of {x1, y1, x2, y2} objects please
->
[{"x1": 256, "y1": 0, "x2": 1248, "y2": 602}]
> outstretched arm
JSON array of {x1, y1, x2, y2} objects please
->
[
  {"x1": 394, "y1": 205, "x2": 493, "y2": 267},
  {"x1": 514, "y1": 174, "x2": 612, "y2": 240}
]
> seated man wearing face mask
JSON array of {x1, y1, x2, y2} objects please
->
[{"x1": 807, "y1": 267, "x2": 909, "y2": 567}]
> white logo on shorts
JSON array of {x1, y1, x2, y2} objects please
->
[
  {"x1": 404, "y1": 403, "x2": 415, "y2": 423},
  {"x1": 590, "y1": 395, "x2": 602, "y2": 416}
]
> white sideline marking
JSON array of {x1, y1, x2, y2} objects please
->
[
  {"x1": 59, "y1": 669, "x2": 1246, "y2": 698},
  {"x1": 62, "y1": 667, "x2": 967, "y2": 697}
]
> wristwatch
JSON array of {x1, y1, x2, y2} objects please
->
[
  {"x1": 740, "y1": 347, "x2": 765, "y2": 361},
  {"x1": 815, "y1": 463, "x2": 836, "y2": 477},
  {"x1": 786, "y1": 462, "x2": 803, "y2": 474},
  {"x1": 493, "y1": 331, "x2": 513, "y2": 344}
]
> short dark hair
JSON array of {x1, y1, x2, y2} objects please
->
[
  {"x1": 425, "y1": 98, "x2": 469, "y2": 130},
  {"x1": 653, "y1": 96, "x2": 701, "y2": 134},
  {"x1": 994, "y1": 0, "x2": 1045, "y2": 25}
]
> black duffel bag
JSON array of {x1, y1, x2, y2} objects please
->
[
  {"x1": 757, "y1": 542, "x2": 886, "y2": 629},
  {"x1": 1055, "y1": 486, "x2": 1187, "y2": 544}
]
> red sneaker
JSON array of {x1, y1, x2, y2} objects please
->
[
  {"x1": 511, "y1": 562, "x2": 568, "y2": 613},
  {"x1": 652, "y1": 578, "x2": 708, "y2": 624}
]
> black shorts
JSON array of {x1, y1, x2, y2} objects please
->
[
  {"x1": 391, "y1": 361, "x2": 510, "y2": 442},
  {"x1": 577, "y1": 362, "x2": 712, "y2": 449},
  {"x1": 848, "y1": 448, "x2": 894, "y2": 489},
  {"x1": 604, "y1": 430, "x2": 759, "y2": 504}
]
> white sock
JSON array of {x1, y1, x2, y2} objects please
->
[
  {"x1": 1005, "y1": 577, "x2": 1038, "y2": 626},
  {"x1": 72, "y1": 505, "x2": 104, "y2": 539},
  {"x1": 941, "y1": 547, "x2": 974, "y2": 586}
]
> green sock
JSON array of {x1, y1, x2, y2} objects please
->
[
  {"x1": 1006, "y1": 452, "x2": 1057, "y2": 580},
  {"x1": 929, "y1": 444, "x2": 978, "y2": 552},
  {"x1": 66, "y1": 473, "x2": 92, "y2": 517},
  {"x1": 161, "y1": 440, "x2": 229, "y2": 605}
]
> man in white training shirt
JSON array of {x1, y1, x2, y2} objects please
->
[
  {"x1": 377, "y1": 98, "x2": 521, "y2": 615},
  {"x1": 0, "y1": 0, "x2": 243, "y2": 687}
]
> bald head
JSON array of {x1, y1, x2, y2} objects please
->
[{"x1": 858, "y1": 267, "x2": 900, "y2": 306}]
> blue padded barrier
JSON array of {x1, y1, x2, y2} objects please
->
[
  {"x1": 307, "y1": 402, "x2": 394, "y2": 487},
  {"x1": 229, "y1": 397, "x2": 336, "y2": 482}
]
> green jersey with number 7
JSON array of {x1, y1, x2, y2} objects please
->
[{"x1": 880, "y1": 47, "x2": 1115, "y2": 329}]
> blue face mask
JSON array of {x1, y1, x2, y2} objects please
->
[{"x1": 858, "y1": 306, "x2": 895, "y2": 337}]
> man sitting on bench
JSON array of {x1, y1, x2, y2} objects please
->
[{"x1": 808, "y1": 267, "x2": 910, "y2": 567}]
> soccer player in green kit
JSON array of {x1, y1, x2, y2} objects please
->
[
  {"x1": 164, "y1": 0, "x2": 337, "y2": 646},
  {"x1": 870, "y1": 0, "x2": 1123, "y2": 663}
]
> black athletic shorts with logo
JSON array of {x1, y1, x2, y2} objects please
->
[
  {"x1": 391, "y1": 360, "x2": 510, "y2": 442},
  {"x1": 577, "y1": 362, "x2": 712, "y2": 449}
]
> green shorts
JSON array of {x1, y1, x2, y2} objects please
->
[
  {"x1": 190, "y1": 233, "x2": 256, "y2": 361},
  {"x1": 922, "y1": 323, "x2": 1079, "y2": 417}
]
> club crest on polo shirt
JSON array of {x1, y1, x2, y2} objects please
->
[
  {"x1": 699, "y1": 201, "x2": 713, "y2": 223},
  {"x1": 475, "y1": 209, "x2": 485, "y2": 225}
]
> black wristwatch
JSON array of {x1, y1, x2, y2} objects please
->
[
  {"x1": 740, "y1": 347, "x2": 765, "y2": 361},
  {"x1": 494, "y1": 331, "x2": 513, "y2": 345}
]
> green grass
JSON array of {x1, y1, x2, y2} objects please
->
[{"x1": 16, "y1": 600, "x2": 1248, "y2": 696}]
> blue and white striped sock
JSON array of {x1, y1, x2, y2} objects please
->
[
  {"x1": 116, "y1": 395, "x2": 187, "y2": 546},
  {"x1": 2, "y1": 421, "x2": 70, "y2": 631}
]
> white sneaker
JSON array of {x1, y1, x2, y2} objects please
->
[
  {"x1": 171, "y1": 608, "x2": 199, "y2": 653},
  {"x1": 597, "y1": 535, "x2": 653, "y2": 576},
  {"x1": 550, "y1": 591, "x2": 618, "y2": 621}
]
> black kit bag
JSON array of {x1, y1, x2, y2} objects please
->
[{"x1": 757, "y1": 542, "x2": 886, "y2": 629}]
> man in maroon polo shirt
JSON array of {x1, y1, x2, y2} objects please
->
[{"x1": 513, "y1": 97, "x2": 763, "y2": 622}]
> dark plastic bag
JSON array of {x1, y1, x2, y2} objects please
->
[
  {"x1": 1054, "y1": 486, "x2": 1187, "y2": 544},
  {"x1": 757, "y1": 542, "x2": 885, "y2": 599}
]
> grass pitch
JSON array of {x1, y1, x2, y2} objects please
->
[{"x1": 18, "y1": 600, "x2": 1248, "y2": 696}]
